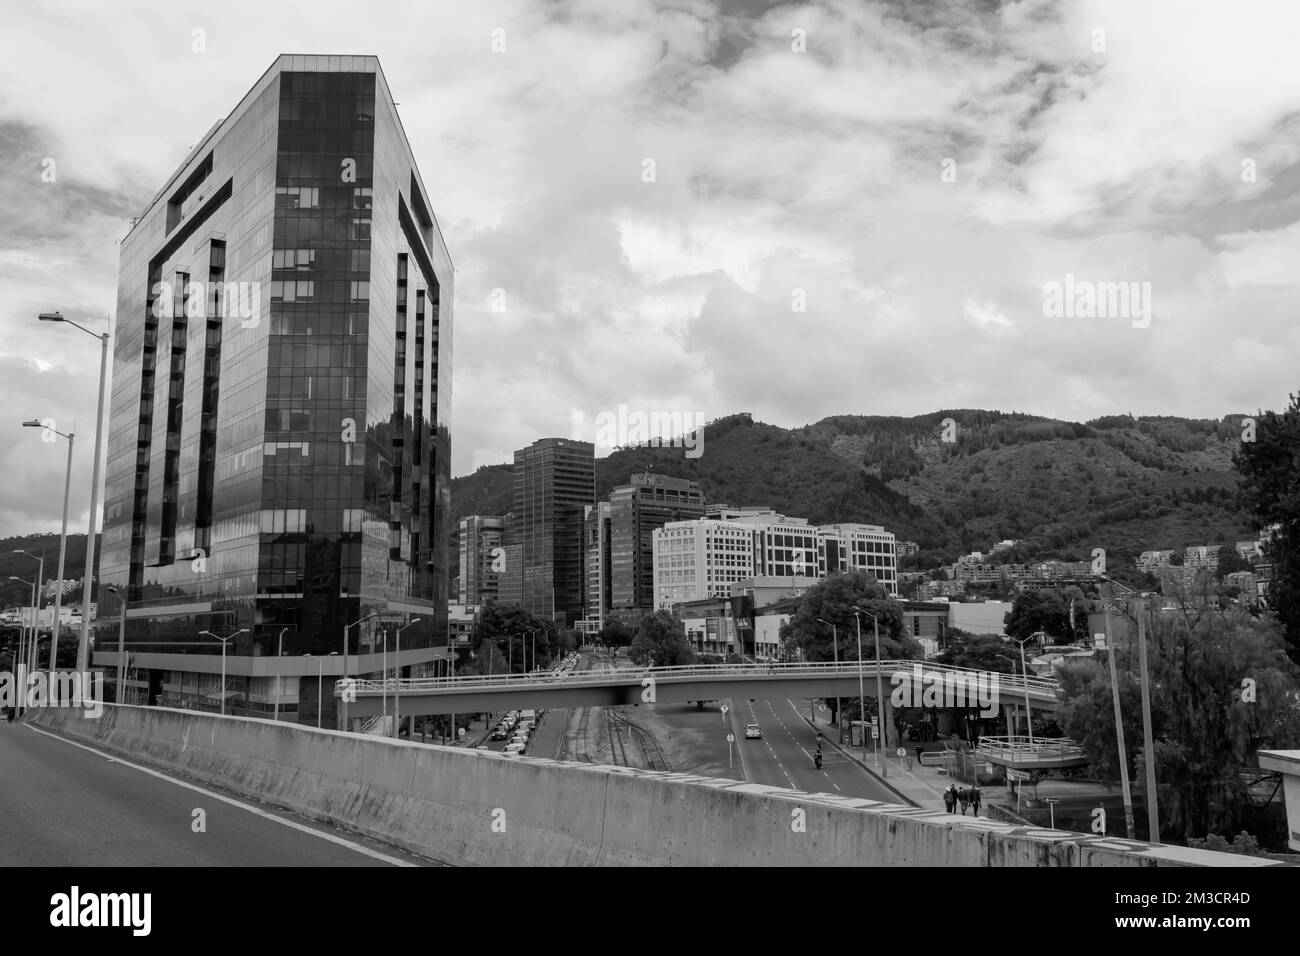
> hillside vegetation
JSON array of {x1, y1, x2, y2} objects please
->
[{"x1": 451, "y1": 411, "x2": 1256, "y2": 572}]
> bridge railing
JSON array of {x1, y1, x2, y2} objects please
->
[
  {"x1": 974, "y1": 735, "x2": 1086, "y2": 763},
  {"x1": 334, "y1": 659, "x2": 1061, "y2": 699}
]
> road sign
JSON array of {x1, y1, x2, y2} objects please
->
[
  {"x1": 1007, "y1": 769, "x2": 1029, "y2": 781},
  {"x1": 726, "y1": 733, "x2": 734, "y2": 743},
  {"x1": 896, "y1": 747, "x2": 906, "y2": 758},
  {"x1": 871, "y1": 728, "x2": 879, "y2": 739},
  {"x1": 720, "y1": 704, "x2": 728, "y2": 715}
]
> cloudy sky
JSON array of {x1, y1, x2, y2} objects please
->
[{"x1": 1, "y1": 0, "x2": 1298, "y2": 538}]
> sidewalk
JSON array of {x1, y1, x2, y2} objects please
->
[{"x1": 802, "y1": 711, "x2": 984, "y2": 815}]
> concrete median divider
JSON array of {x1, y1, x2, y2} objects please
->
[{"x1": 31, "y1": 704, "x2": 1285, "y2": 867}]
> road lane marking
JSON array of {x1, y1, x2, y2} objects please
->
[{"x1": 23, "y1": 724, "x2": 418, "y2": 867}]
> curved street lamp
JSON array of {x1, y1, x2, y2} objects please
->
[
  {"x1": 22, "y1": 420, "x2": 74, "y2": 682},
  {"x1": 37, "y1": 312, "x2": 110, "y2": 680},
  {"x1": 199, "y1": 628, "x2": 250, "y2": 715}
]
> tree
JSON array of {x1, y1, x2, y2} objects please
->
[
  {"x1": 1004, "y1": 589, "x2": 1081, "y2": 644},
  {"x1": 468, "y1": 602, "x2": 556, "y2": 673},
  {"x1": 455, "y1": 641, "x2": 507, "y2": 678},
  {"x1": 598, "y1": 620, "x2": 635, "y2": 649},
  {"x1": 1234, "y1": 392, "x2": 1300, "y2": 664},
  {"x1": 1187, "y1": 832, "x2": 1265, "y2": 857},
  {"x1": 781, "y1": 570, "x2": 922, "y2": 665},
  {"x1": 627, "y1": 610, "x2": 696, "y2": 666},
  {"x1": 1216, "y1": 545, "x2": 1251, "y2": 579},
  {"x1": 935, "y1": 634, "x2": 1021, "y2": 675},
  {"x1": 1056, "y1": 603, "x2": 1300, "y2": 843}
]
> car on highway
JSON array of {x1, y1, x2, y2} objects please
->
[
  {"x1": 745, "y1": 723, "x2": 762, "y2": 740},
  {"x1": 504, "y1": 742, "x2": 525, "y2": 755},
  {"x1": 491, "y1": 726, "x2": 511, "y2": 740}
]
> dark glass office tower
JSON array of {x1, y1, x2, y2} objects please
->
[
  {"x1": 512, "y1": 439, "x2": 594, "y2": 627},
  {"x1": 95, "y1": 56, "x2": 453, "y2": 725},
  {"x1": 607, "y1": 474, "x2": 705, "y2": 623}
]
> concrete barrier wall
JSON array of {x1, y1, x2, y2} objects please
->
[{"x1": 32, "y1": 705, "x2": 1284, "y2": 867}]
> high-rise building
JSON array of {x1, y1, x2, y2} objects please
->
[
  {"x1": 512, "y1": 438, "x2": 594, "y2": 626},
  {"x1": 458, "y1": 515, "x2": 504, "y2": 605},
  {"x1": 94, "y1": 55, "x2": 453, "y2": 724},
  {"x1": 582, "y1": 501, "x2": 611, "y2": 632},
  {"x1": 595, "y1": 473, "x2": 705, "y2": 627}
]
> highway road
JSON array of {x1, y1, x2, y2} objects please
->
[
  {"x1": 0, "y1": 722, "x2": 434, "y2": 867},
  {"x1": 727, "y1": 697, "x2": 900, "y2": 802}
]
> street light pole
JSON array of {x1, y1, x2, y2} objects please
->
[
  {"x1": 393, "y1": 618, "x2": 421, "y2": 738},
  {"x1": 341, "y1": 612, "x2": 377, "y2": 730},
  {"x1": 305, "y1": 652, "x2": 338, "y2": 729},
  {"x1": 9, "y1": 577, "x2": 35, "y2": 717},
  {"x1": 853, "y1": 606, "x2": 887, "y2": 778},
  {"x1": 21, "y1": 420, "x2": 74, "y2": 682},
  {"x1": 874, "y1": 615, "x2": 886, "y2": 775},
  {"x1": 39, "y1": 316, "x2": 109, "y2": 682},
  {"x1": 1134, "y1": 596, "x2": 1160, "y2": 842},
  {"x1": 1011, "y1": 635, "x2": 1034, "y2": 743},
  {"x1": 199, "y1": 628, "x2": 248, "y2": 715},
  {"x1": 851, "y1": 610, "x2": 871, "y2": 769},
  {"x1": 106, "y1": 585, "x2": 127, "y2": 704},
  {"x1": 1102, "y1": 598, "x2": 1137, "y2": 839},
  {"x1": 14, "y1": 550, "x2": 44, "y2": 684},
  {"x1": 273, "y1": 627, "x2": 289, "y2": 722},
  {"x1": 817, "y1": 618, "x2": 840, "y2": 737},
  {"x1": 1099, "y1": 573, "x2": 1159, "y2": 841}
]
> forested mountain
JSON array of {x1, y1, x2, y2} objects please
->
[{"x1": 451, "y1": 410, "x2": 1257, "y2": 572}]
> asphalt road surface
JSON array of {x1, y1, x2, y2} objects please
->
[
  {"x1": 728, "y1": 697, "x2": 900, "y2": 803},
  {"x1": 0, "y1": 722, "x2": 434, "y2": 866}
]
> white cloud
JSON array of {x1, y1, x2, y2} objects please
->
[{"x1": 1, "y1": 0, "x2": 1298, "y2": 536}]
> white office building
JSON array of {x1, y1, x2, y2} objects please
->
[
  {"x1": 652, "y1": 520, "x2": 755, "y2": 608},
  {"x1": 652, "y1": 514, "x2": 898, "y2": 609}
]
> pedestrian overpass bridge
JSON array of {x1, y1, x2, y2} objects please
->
[{"x1": 336, "y1": 660, "x2": 1063, "y2": 719}]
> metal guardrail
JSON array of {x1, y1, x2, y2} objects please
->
[
  {"x1": 334, "y1": 660, "x2": 1061, "y2": 699},
  {"x1": 974, "y1": 735, "x2": 1086, "y2": 764}
]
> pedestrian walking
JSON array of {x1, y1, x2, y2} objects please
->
[
  {"x1": 914, "y1": 745, "x2": 923, "y2": 766},
  {"x1": 957, "y1": 786, "x2": 970, "y2": 815},
  {"x1": 970, "y1": 785, "x2": 981, "y2": 816},
  {"x1": 943, "y1": 785, "x2": 956, "y2": 813}
]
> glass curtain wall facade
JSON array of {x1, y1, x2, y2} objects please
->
[
  {"x1": 96, "y1": 55, "x2": 452, "y2": 723},
  {"x1": 512, "y1": 438, "x2": 594, "y2": 627}
]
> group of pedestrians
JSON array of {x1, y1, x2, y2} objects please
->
[{"x1": 944, "y1": 783, "x2": 981, "y2": 816}]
